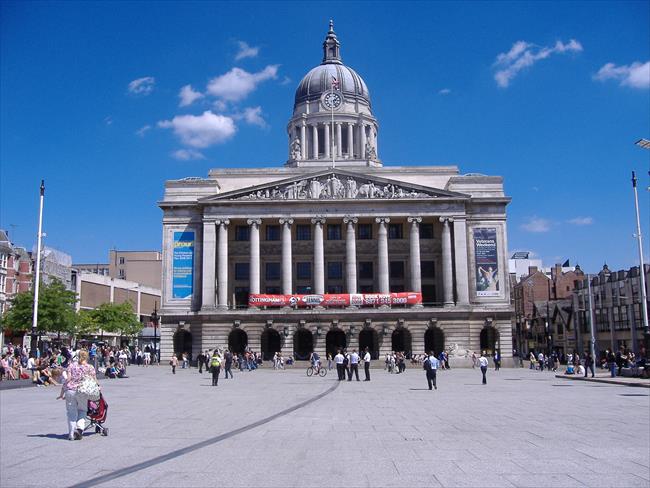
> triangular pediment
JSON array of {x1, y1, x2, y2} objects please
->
[{"x1": 199, "y1": 168, "x2": 469, "y2": 203}]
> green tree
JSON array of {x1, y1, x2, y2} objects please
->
[
  {"x1": 2, "y1": 290, "x2": 34, "y2": 332},
  {"x1": 91, "y1": 301, "x2": 142, "y2": 339}
]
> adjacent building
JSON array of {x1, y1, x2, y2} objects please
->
[{"x1": 74, "y1": 250, "x2": 162, "y2": 289}]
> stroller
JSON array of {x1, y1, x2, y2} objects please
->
[{"x1": 85, "y1": 393, "x2": 109, "y2": 436}]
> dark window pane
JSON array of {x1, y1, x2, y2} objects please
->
[
  {"x1": 358, "y1": 262, "x2": 373, "y2": 280},
  {"x1": 390, "y1": 261, "x2": 404, "y2": 279},
  {"x1": 358, "y1": 224, "x2": 372, "y2": 240},
  {"x1": 235, "y1": 226, "x2": 250, "y2": 241},
  {"x1": 422, "y1": 284, "x2": 436, "y2": 304},
  {"x1": 266, "y1": 286, "x2": 281, "y2": 294},
  {"x1": 421, "y1": 261, "x2": 435, "y2": 279},
  {"x1": 235, "y1": 262, "x2": 250, "y2": 280},
  {"x1": 296, "y1": 285, "x2": 312, "y2": 294},
  {"x1": 296, "y1": 262, "x2": 311, "y2": 280},
  {"x1": 266, "y1": 225, "x2": 280, "y2": 241},
  {"x1": 328, "y1": 285, "x2": 343, "y2": 293},
  {"x1": 420, "y1": 223, "x2": 434, "y2": 239},
  {"x1": 234, "y1": 287, "x2": 249, "y2": 307},
  {"x1": 327, "y1": 224, "x2": 342, "y2": 240},
  {"x1": 388, "y1": 223, "x2": 403, "y2": 239},
  {"x1": 266, "y1": 262, "x2": 281, "y2": 280},
  {"x1": 359, "y1": 284, "x2": 374, "y2": 293},
  {"x1": 390, "y1": 284, "x2": 404, "y2": 292},
  {"x1": 327, "y1": 262, "x2": 343, "y2": 280},
  {"x1": 296, "y1": 224, "x2": 311, "y2": 241}
]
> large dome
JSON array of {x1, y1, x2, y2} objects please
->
[{"x1": 294, "y1": 64, "x2": 370, "y2": 106}]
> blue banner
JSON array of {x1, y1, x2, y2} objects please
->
[{"x1": 172, "y1": 231, "x2": 194, "y2": 299}]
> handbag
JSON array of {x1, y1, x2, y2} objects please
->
[{"x1": 77, "y1": 376, "x2": 101, "y2": 400}]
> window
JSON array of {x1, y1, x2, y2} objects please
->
[
  {"x1": 358, "y1": 224, "x2": 372, "y2": 240},
  {"x1": 327, "y1": 224, "x2": 342, "y2": 240},
  {"x1": 235, "y1": 226, "x2": 250, "y2": 241},
  {"x1": 390, "y1": 261, "x2": 405, "y2": 279},
  {"x1": 358, "y1": 262, "x2": 373, "y2": 280},
  {"x1": 118, "y1": 269, "x2": 126, "y2": 279},
  {"x1": 297, "y1": 285, "x2": 312, "y2": 294},
  {"x1": 390, "y1": 284, "x2": 404, "y2": 292},
  {"x1": 0, "y1": 253, "x2": 7, "y2": 268},
  {"x1": 266, "y1": 286, "x2": 281, "y2": 294},
  {"x1": 328, "y1": 285, "x2": 343, "y2": 293},
  {"x1": 421, "y1": 261, "x2": 435, "y2": 279},
  {"x1": 388, "y1": 223, "x2": 403, "y2": 239},
  {"x1": 328, "y1": 262, "x2": 343, "y2": 280},
  {"x1": 119, "y1": 257, "x2": 125, "y2": 265},
  {"x1": 265, "y1": 262, "x2": 281, "y2": 280},
  {"x1": 360, "y1": 284, "x2": 374, "y2": 293},
  {"x1": 265, "y1": 225, "x2": 281, "y2": 241},
  {"x1": 296, "y1": 224, "x2": 311, "y2": 241},
  {"x1": 235, "y1": 263, "x2": 249, "y2": 280},
  {"x1": 0, "y1": 275, "x2": 5, "y2": 292},
  {"x1": 234, "y1": 287, "x2": 249, "y2": 308},
  {"x1": 420, "y1": 223, "x2": 434, "y2": 239},
  {"x1": 296, "y1": 262, "x2": 311, "y2": 280}
]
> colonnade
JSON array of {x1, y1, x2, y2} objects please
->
[{"x1": 293, "y1": 120, "x2": 376, "y2": 160}]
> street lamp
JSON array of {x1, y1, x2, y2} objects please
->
[
  {"x1": 633, "y1": 139, "x2": 649, "y2": 360},
  {"x1": 30, "y1": 180, "x2": 45, "y2": 354},
  {"x1": 150, "y1": 302, "x2": 159, "y2": 365}
]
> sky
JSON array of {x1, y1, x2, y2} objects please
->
[{"x1": 1, "y1": 1, "x2": 649, "y2": 273}]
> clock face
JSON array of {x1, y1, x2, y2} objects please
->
[{"x1": 322, "y1": 91, "x2": 342, "y2": 109}]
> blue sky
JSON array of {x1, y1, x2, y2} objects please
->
[{"x1": 1, "y1": 1, "x2": 649, "y2": 273}]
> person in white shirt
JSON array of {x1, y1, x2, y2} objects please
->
[
  {"x1": 363, "y1": 348, "x2": 371, "y2": 381},
  {"x1": 479, "y1": 352, "x2": 489, "y2": 385},
  {"x1": 348, "y1": 350, "x2": 360, "y2": 381},
  {"x1": 334, "y1": 350, "x2": 345, "y2": 381},
  {"x1": 424, "y1": 351, "x2": 439, "y2": 390}
]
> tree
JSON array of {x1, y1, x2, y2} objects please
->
[
  {"x1": 2, "y1": 290, "x2": 34, "y2": 332},
  {"x1": 91, "y1": 302, "x2": 141, "y2": 340}
]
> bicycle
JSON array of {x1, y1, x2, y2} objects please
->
[{"x1": 306, "y1": 364, "x2": 327, "y2": 377}]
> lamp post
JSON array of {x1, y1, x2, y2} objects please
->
[
  {"x1": 150, "y1": 302, "x2": 159, "y2": 365},
  {"x1": 30, "y1": 180, "x2": 45, "y2": 354},
  {"x1": 586, "y1": 275, "x2": 597, "y2": 364},
  {"x1": 632, "y1": 139, "x2": 649, "y2": 360}
]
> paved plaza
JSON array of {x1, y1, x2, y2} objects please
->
[{"x1": 1, "y1": 364, "x2": 649, "y2": 488}]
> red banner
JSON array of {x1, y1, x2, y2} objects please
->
[{"x1": 248, "y1": 292, "x2": 422, "y2": 308}]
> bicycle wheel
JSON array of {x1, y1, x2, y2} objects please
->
[
  {"x1": 318, "y1": 367, "x2": 327, "y2": 377},
  {"x1": 306, "y1": 367, "x2": 313, "y2": 377}
]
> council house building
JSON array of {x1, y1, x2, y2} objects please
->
[{"x1": 159, "y1": 23, "x2": 513, "y2": 366}]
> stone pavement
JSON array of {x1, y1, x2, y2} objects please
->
[
  {"x1": 555, "y1": 371, "x2": 650, "y2": 388},
  {"x1": 1, "y1": 364, "x2": 649, "y2": 488}
]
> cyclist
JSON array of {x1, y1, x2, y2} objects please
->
[{"x1": 309, "y1": 351, "x2": 321, "y2": 373}]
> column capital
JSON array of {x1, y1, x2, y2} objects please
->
[
  {"x1": 311, "y1": 217, "x2": 326, "y2": 225},
  {"x1": 407, "y1": 216, "x2": 422, "y2": 224},
  {"x1": 439, "y1": 217, "x2": 454, "y2": 224},
  {"x1": 375, "y1": 217, "x2": 391, "y2": 224},
  {"x1": 343, "y1": 215, "x2": 358, "y2": 224},
  {"x1": 247, "y1": 218, "x2": 262, "y2": 226},
  {"x1": 279, "y1": 218, "x2": 294, "y2": 225},
  {"x1": 215, "y1": 218, "x2": 230, "y2": 226}
]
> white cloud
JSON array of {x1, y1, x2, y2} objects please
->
[
  {"x1": 213, "y1": 99, "x2": 228, "y2": 112},
  {"x1": 235, "y1": 41, "x2": 260, "y2": 61},
  {"x1": 438, "y1": 88, "x2": 451, "y2": 95},
  {"x1": 280, "y1": 76, "x2": 292, "y2": 86},
  {"x1": 103, "y1": 116, "x2": 113, "y2": 126},
  {"x1": 172, "y1": 149, "x2": 206, "y2": 161},
  {"x1": 207, "y1": 65, "x2": 279, "y2": 102},
  {"x1": 136, "y1": 125, "x2": 151, "y2": 137},
  {"x1": 567, "y1": 216, "x2": 593, "y2": 226},
  {"x1": 521, "y1": 217, "x2": 551, "y2": 233},
  {"x1": 179, "y1": 85, "x2": 204, "y2": 107},
  {"x1": 234, "y1": 106, "x2": 267, "y2": 128},
  {"x1": 594, "y1": 61, "x2": 650, "y2": 89},
  {"x1": 158, "y1": 111, "x2": 236, "y2": 148},
  {"x1": 128, "y1": 76, "x2": 155, "y2": 95},
  {"x1": 494, "y1": 39, "x2": 583, "y2": 88}
]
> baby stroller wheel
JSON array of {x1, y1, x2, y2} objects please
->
[
  {"x1": 95, "y1": 426, "x2": 101, "y2": 433},
  {"x1": 102, "y1": 428, "x2": 109, "y2": 436}
]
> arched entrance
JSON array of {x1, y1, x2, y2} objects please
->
[
  {"x1": 173, "y1": 329, "x2": 192, "y2": 360},
  {"x1": 391, "y1": 327, "x2": 412, "y2": 357},
  {"x1": 326, "y1": 328, "x2": 346, "y2": 358},
  {"x1": 480, "y1": 326, "x2": 499, "y2": 355},
  {"x1": 228, "y1": 328, "x2": 248, "y2": 354},
  {"x1": 261, "y1": 328, "x2": 282, "y2": 361},
  {"x1": 293, "y1": 328, "x2": 313, "y2": 360},
  {"x1": 424, "y1": 326, "x2": 445, "y2": 355},
  {"x1": 359, "y1": 327, "x2": 379, "y2": 359}
]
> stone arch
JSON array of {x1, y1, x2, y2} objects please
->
[
  {"x1": 424, "y1": 326, "x2": 445, "y2": 356},
  {"x1": 293, "y1": 328, "x2": 313, "y2": 360},
  {"x1": 325, "y1": 328, "x2": 346, "y2": 358},
  {"x1": 391, "y1": 327, "x2": 412, "y2": 357},
  {"x1": 228, "y1": 328, "x2": 248, "y2": 354},
  {"x1": 173, "y1": 329, "x2": 192, "y2": 360},
  {"x1": 260, "y1": 328, "x2": 282, "y2": 361},
  {"x1": 480, "y1": 326, "x2": 499, "y2": 355},
  {"x1": 359, "y1": 327, "x2": 379, "y2": 359}
]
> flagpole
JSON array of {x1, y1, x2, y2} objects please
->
[{"x1": 331, "y1": 98, "x2": 335, "y2": 169}]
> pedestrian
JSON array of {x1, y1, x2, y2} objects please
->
[
  {"x1": 493, "y1": 350, "x2": 500, "y2": 371},
  {"x1": 210, "y1": 350, "x2": 221, "y2": 386},
  {"x1": 327, "y1": 353, "x2": 333, "y2": 370},
  {"x1": 537, "y1": 352, "x2": 545, "y2": 372},
  {"x1": 223, "y1": 349, "x2": 233, "y2": 379},
  {"x1": 57, "y1": 350, "x2": 98, "y2": 441},
  {"x1": 424, "y1": 351, "x2": 439, "y2": 390},
  {"x1": 471, "y1": 351, "x2": 477, "y2": 369},
  {"x1": 479, "y1": 351, "x2": 488, "y2": 385},
  {"x1": 607, "y1": 350, "x2": 617, "y2": 377},
  {"x1": 348, "y1": 350, "x2": 360, "y2": 381},
  {"x1": 344, "y1": 351, "x2": 351, "y2": 380},
  {"x1": 334, "y1": 350, "x2": 345, "y2": 381},
  {"x1": 197, "y1": 351, "x2": 205, "y2": 374},
  {"x1": 363, "y1": 347, "x2": 371, "y2": 381},
  {"x1": 170, "y1": 354, "x2": 178, "y2": 374}
]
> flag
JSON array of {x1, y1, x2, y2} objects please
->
[{"x1": 331, "y1": 76, "x2": 339, "y2": 90}]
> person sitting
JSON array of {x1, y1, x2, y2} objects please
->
[
  {"x1": 116, "y1": 361, "x2": 128, "y2": 378},
  {"x1": 104, "y1": 365, "x2": 118, "y2": 379}
]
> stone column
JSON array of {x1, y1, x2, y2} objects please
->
[
  {"x1": 312, "y1": 217, "x2": 326, "y2": 295},
  {"x1": 440, "y1": 217, "x2": 454, "y2": 306},
  {"x1": 247, "y1": 218, "x2": 261, "y2": 295},
  {"x1": 376, "y1": 217, "x2": 390, "y2": 293},
  {"x1": 324, "y1": 123, "x2": 330, "y2": 159},
  {"x1": 347, "y1": 123, "x2": 354, "y2": 158},
  {"x1": 336, "y1": 123, "x2": 343, "y2": 157},
  {"x1": 312, "y1": 124, "x2": 319, "y2": 159},
  {"x1": 453, "y1": 218, "x2": 470, "y2": 305},
  {"x1": 201, "y1": 221, "x2": 217, "y2": 309},
  {"x1": 280, "y1": 218, "x2": 294, "y2": 295},
  {"x1": 360, "y1": 122, "x2": 367, "y2": 159},
  {"x1": 343, "y1": 216, "x2": 358, "y2": 294},
  {"x1": 407, "y1": 217, "x2": 422, "y2": 293},
  {"x1": 300, "y1": 121, "x2": 307, "y2": 160},
  {"x1": 216, "y1": 219, "x2": 230, "y2": 309}
]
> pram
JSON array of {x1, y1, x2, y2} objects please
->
[{"x1": 85, "y1": 393, "x2": 109, "y2": 436}]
